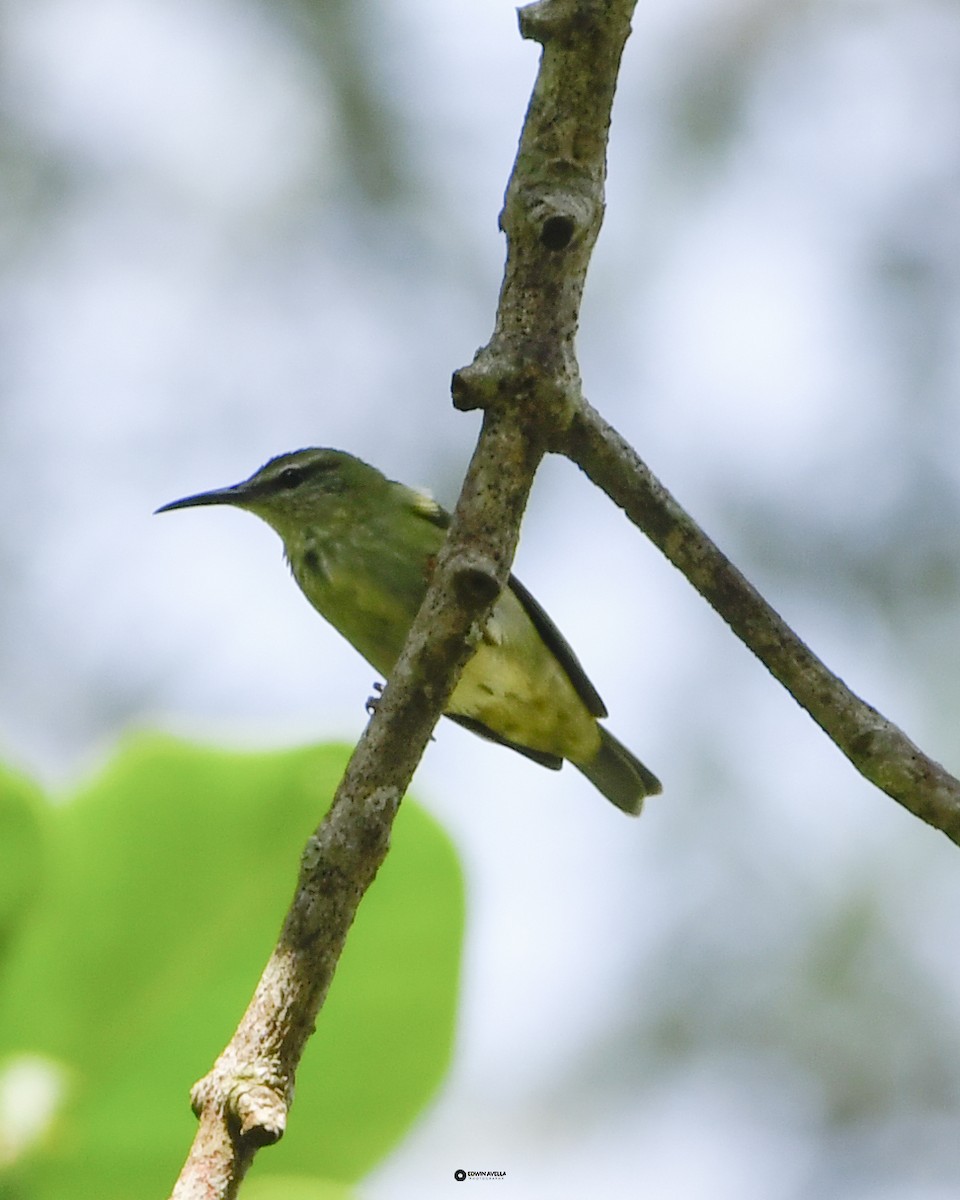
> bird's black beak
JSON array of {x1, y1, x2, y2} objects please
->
[{"x1": 154, "y1": 483, "x2": 247, "y2": 514}]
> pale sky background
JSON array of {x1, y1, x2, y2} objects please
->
[{"x1": 3, "y1": 0, "x2": 960, "y2": 1197}]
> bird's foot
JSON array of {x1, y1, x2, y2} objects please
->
[
  {"x1": 365, "y1": 680, "x2": 437, "y2": 743},
  {"x1": 365, "y1": 681, "x2": 384, "y2": 716}
]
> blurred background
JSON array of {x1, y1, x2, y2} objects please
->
[{"x1": 3, "y1": 0, "x2": 960, "y2": 1196}]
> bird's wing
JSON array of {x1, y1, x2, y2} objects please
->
[
  {"x1": 405, "y1": 486, "x2": 450, "y2": 527},
  {"x1": 506, "y1": 574, "x2": 608, "y2": 719}
]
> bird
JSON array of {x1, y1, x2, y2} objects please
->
[{"x1": 157, "y1": 447, "x2": 661, "y2": 814}]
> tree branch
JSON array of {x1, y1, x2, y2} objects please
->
[
  {"x1": 169, "y1": 1, "x2": 638, "y2": 1195},
  {"x1": 565, "y1": 399, "x2": 960, "y2": 845}
]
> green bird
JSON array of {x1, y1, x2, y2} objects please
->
[{"x1": 157, "y1": 448, "x2": 661, "y2": 814}]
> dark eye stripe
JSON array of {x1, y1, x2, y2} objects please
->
[{"x1": 247, "y1": 451, "x2": 341, "y2": 497}]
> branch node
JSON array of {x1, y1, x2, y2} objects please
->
[
  {"x1": 188, "y1": 1067, "x2": 288, "y2": 1148},
  {"x1": 452, "y1": 353, "x2": 530, "y2": 413},
  {"x1": 525, "y1": 189, "x2": 596, "y2": 249},
  {"x1": 540, "y1": 214, "x2": 575, "y2": 250},
  {"x1": 452, "y1": 353, "x2": 578, "y2": 438},
  {"x1": 450, "y1": 551, "x2": 501, "y2": 607},
  {"x1": 518, "y1": 0, "x2": 596, "y2": 44},
  {"x1": 230, "y1": 1082, "x2": 287, "y2": 1147}
]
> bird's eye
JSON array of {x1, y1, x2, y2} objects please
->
[{"x1": 276, "y1": 466, "x2": 306, "y2": 489}]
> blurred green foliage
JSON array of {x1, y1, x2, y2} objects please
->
[
  {"x1": 243, "y1": 1178, "x2": 357, "y2": 1200},
  {"x1": 0, "y1": 765, "x2": 46, "y2": 963},
  {"x1": 0, "y1": 736, "x2": 463, "y2": 1199}
]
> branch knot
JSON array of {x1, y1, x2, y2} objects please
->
[
  {"x1": 519, "y1": 0, "x2": 607, "y2": 45},
  {"x1": 230, "y1": 1082, "x2": 287, "y2": 1146},
  {"x1": 449, "y1": 550, "x2": 502, "y2": 607},
  {"x1": 451, "y1": 352, "x2": 579, "y2": 441},
  {"x1": 527, "y1": 188, "x2": 596, "y2": 250}
]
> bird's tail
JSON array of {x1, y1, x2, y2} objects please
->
[{"x1": 574, "y1": 727, "x2": 661, "y2": 816}]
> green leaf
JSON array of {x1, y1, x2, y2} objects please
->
[
  {"x1": 0, "y1": 736, "x2": 463, "y2": 1198},
  {"x1": 0, "y1": 763, "x2": 46, "y2": 961},
  {"x1": 242, "y1": 1175, "x2": 358, "y2": 1200}
]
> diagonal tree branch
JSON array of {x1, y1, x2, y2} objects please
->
[
  {"x1": 171, "y1": 420, "x2": 538, "y2": 1200},
  {"x1": 169, "y1": 1, "x2": 638, "y2": 1195},
  {"x1": 565, "y1": 399, "x2": 960, "y2": 845}
]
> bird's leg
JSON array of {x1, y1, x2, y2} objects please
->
[
  {"x1": 365, "y1": 679, "x2": 437, "y2": 742},
  {"x1": 365, "y1": 680, "x2": 384, "y2": 716}
]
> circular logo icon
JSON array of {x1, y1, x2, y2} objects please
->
[{"x1": 454, "y1": 1169, "x2": 467, "y2": 1182}]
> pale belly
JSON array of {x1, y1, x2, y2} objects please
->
[{"x1": 447, "y1": 617, "x2": 600, "y2": 764}]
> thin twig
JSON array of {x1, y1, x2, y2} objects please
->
[{"x1": 566, "y1": 400, "x2": 960, "y2": 845}]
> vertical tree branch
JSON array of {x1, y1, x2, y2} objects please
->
[{"x1": 169, "y1": 2, "x2": 637, "y2": 1195}]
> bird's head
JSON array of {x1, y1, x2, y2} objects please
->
[{"x1": 156, "y1": 448, "x2": 387, "y2": 541}]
